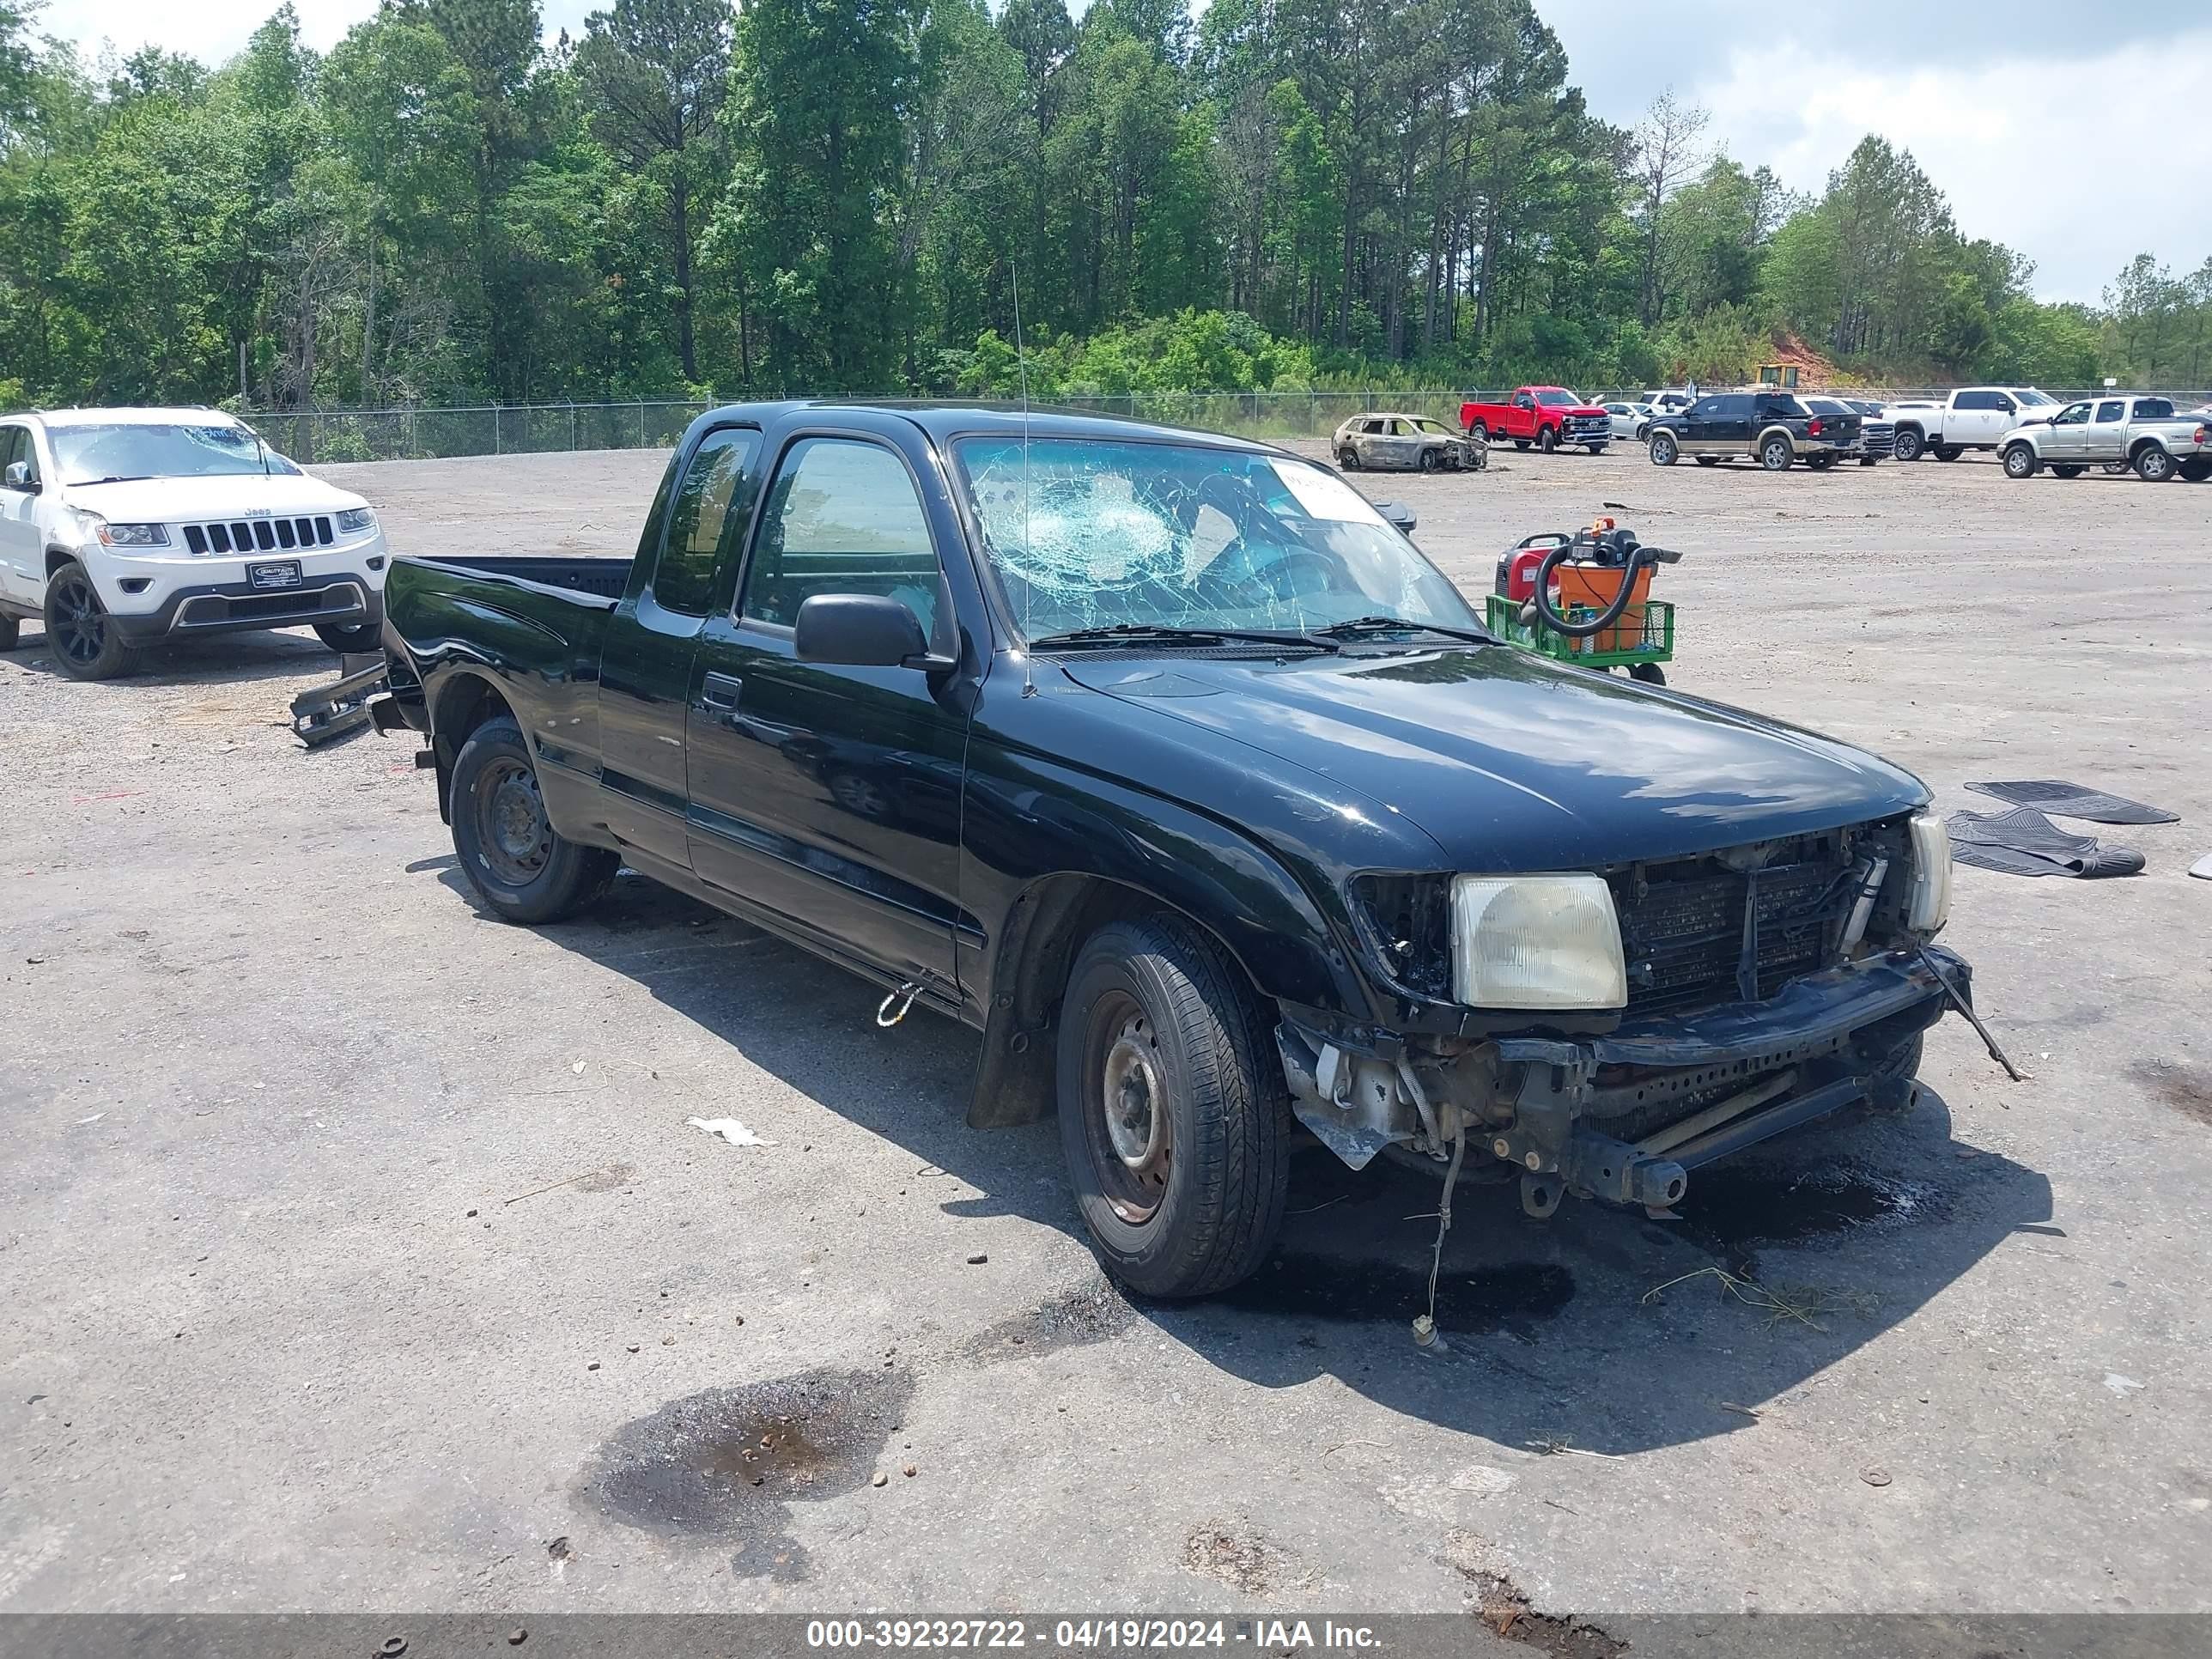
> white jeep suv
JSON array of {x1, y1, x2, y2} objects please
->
[{"x1": 0, "y1": 408, "x2": 390, "y2": 679}]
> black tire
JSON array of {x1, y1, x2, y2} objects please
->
[
  {"x1": 1418, "y1": 447, "x2": 1439, "y2": 473},
  {"x1": 1467, "y1": 421, "x2": 1489, "y2": 442},
  {"x1": 2101, "y1": 461, "x2": 2130, "y2": 476},
  {"x1": 2135, "y1": 445, "x2": 2178, "y2": 483},
  {"x1": 1648, "y1": 430, "x2": 1679, "y2": 466},
  {"x1": 1759, "y1": 434, "x2": 1794, "y2": 471},
  {"x1": 1634, "y1": 422, "x2": 1649, "y2": 441},
  {"x1": 1892, "y1": 428, "x2": 1924, "y2": 461},
  {"x1": 1807, "y1": 453, "x2": 1836, "y2": 471},
  {"x1": 1512, "y1": 439, "x2": 1530, "y2": 451},
  {"x1": 2002, "y1": 443, "x2": 2039, "y2": 479},
  {"x1": 2181, "y1": 458, "x2": 2212, "y2": 483},
  {"x1": 1628, "y1": 662, "x2": 1666, "y2": 686},
  {"x1": 314, "y1": 620, "x2": 383, "y2": 653},
  {"x1": 1859, "y1": 457, "x2": 1879, "y2": 466},
  {"x1": 1693, "y1": 454, "x2": 1720, "y2": 467},
  {"x1": 1537, "y1": 426, "x2": 1557, "y2": 454},
  {"x1": 1585, "y1": 443, "x2": 1607, "y2": 457},
  {"x1": 1934, "y1": 446, "x2": 1961, "y2": 462},
  {"x1": 0, "y1": 613, "x2": 18, "y2": 651},
  {"x1": 2051, "y1": 464, "x2": 2086, "y2": 479},
  {"x1": 450, "y1": 715, "x2": 619, "y2": 924},
  {"x1": 42, "y1": 560, "x2": 137, "y2": 681},
  {"x1": 1055, "y1": 915, "x2": 1291, "y2": 1299},
  {"x1": 1337, "y1": 447, "x2": 1359, "y2": 471}
]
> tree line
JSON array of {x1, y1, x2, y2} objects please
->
[{"x1": 2, "y1": 0, "x2": 2209, "y2": 418}]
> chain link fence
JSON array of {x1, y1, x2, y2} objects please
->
[{"x1": 246, "y1": 387, "x2": 2212, "y2": 465}]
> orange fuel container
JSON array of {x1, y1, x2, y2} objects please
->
[{"x1": 1551, "y1": 562, "x2": 1653, "y2": 655}]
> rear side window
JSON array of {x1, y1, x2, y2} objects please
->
[
  {"x1": 2135, "y1": 398, "x2": 2173, "y2": 420},
  {"x1": 2096, "y1": 400, "x2": 2125, "y2": 422},
  {"x1": 1759, "y1": 396, "x2": 1808, "y2": 419},
  {"x1": 1954, "y1": 391, "x2": 1993, "y2": 411},
  {"x1": 650, "y1": 428, "x2": 759, "y2": 616},
  {"x1": 1718, "y1": 395, "x2": 1754, "y2": 419},
  {"x1": 743, "y1": 438, "x2": 940, "y2": 637}
]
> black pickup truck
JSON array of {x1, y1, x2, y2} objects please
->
[{"x1": 376, "y1": 403, "x2": 1968, "y2": 1297}]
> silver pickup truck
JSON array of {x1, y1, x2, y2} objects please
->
[{"x1": 1999, "y1": 395, "x2": 2212, "y2": 483}]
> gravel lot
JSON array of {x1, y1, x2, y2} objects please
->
[{"x1": 5, "y1": 437, "x2": 2209, "y2": 1627}]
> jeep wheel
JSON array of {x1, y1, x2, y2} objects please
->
[
  {"x1": 1537, "y1": 426, "x2": 1557, "y2": 454},
  {"x1": 2135, "y1": 445, "x2": 2178, "y2": 483},
  {"x1": 1336, "y1": 447, "x2": 1359, "y2": 471},
  {"x1": 1892, "y1": 428, "x2": 1924, "y2": 461},
  {"x1": 43, "y1": 560, "x2": 137, "y2": 681},
  {"x1": 1057, "y1": 915, "x2": 1291, "y2": 1299},
  {"x1": 1760, "y1": 435, "x2": 1794, "y2": 471},
  {"x1": 1648, "y1": 430, "x2": 1678, "y2": 466},
  {"x1": 2002, "y1": 443, "x2": 2039, "y2": 479},
  {"x1": 450, "y1": 715, "x2": 619, "y2": 924},
  {"x1": 314, "y1": 620, "x2": 384, "y2": 654},
  {"x1": 2051, "y1": 464, "x2": 2086, "y2": 479}
]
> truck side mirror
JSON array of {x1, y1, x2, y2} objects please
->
[
  {"x1": 3, "y1": 461, "x2": 35, "y2": 492},
  {"x1": 795, "y1": 593, "x2": 951, "y2": 672}
]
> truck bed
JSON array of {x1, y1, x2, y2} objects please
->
[{"x1": 407, "y1": 554, "x2": 632, "y2": 601}]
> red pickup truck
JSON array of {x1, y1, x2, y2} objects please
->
[{"x1": 1459, "y1": 386, "x2": 1613, "y2": 454}]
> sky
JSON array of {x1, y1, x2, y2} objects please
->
[{"x1": 35, "y1": 0, "x2": 2212, "y2": 305}]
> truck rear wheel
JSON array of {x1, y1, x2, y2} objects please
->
[
  {"x1": 2051, "y1": 465, "x2": 2086, "y2": 479},
  {"x1": 0, "y1": 614, "x2": 18, "y2": 651},
  {"x1": 1759, "y1": 435, "x2": 1794, "y2": 471},
  {"x1": 1056, "y1": 915, "x2": 1290, "y2": 1299},
  {"x1": 450, "y1": 715, "x2": 618, "y2": 924},
  {"x1": 43, "y1": 560, "x2": 137, "y2": 681},
  {"x1": 1467, "y1": 421, "x2": 1489, "y2": 441},
  {"x1": 2135, "y1": 445, "x2": 2178, "y2": 483}
]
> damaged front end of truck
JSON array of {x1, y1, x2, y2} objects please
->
[{"x1": 1278, "y1": 811, "x2": 1969, "y2": 1218}]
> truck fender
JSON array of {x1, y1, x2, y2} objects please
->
[{"x1": 962, "y1": 789, "x2": 1378, "y2": 1128}]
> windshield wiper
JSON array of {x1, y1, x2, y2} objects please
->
[
  {"x1": 76, "y1": 475, "x2": 157, "y2": 486},
  {"x1": 1027, "y1": 623, "x2": 1340, "y2": 654},
  {"x1": 1315, "y1": 615, "x2": 1495, "y2": 646}
]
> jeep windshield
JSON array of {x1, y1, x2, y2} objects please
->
[
  {"x1": 954, "y1": 435, "x2": 1479, "y2": 644},
  {"x1": 52, "y1": 422, "x2": 269, "y2": 486}
]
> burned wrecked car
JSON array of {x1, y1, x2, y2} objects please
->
[
  {"x1": 1333, "y1": 411, "x2": 1486, "y2": 472},
  {"x1": 374, "y1": 404, "x2": 1967, "y2": 1299}
]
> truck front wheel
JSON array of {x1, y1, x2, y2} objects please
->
[
  {"x1": 1649, "y1": 431, "x2": 1679, "y2": 466},
  {"x1": 450, "y1": 715, "x2": 618, "y2": 923},
  {"x1": 1536, "y1": 426, "x2": 1557, "y2": 454},
  {"x1": 1892, "y1": 428, "x2": 1924, "y2": 461},
  {"x1": 43, "y1": 560, "x2": 137, "y2": 681},
  {"x1": 2135, "y1": 445, "x2": 2178, "y2": 483},
  {"x1": 1056, "y1": 916, "x2": 1291, "y2": 1299},
  {"x1": 2002, "y1": 443, "x2": 2039, "y2": 479}
]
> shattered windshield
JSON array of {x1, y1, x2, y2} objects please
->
[
  {"x1": 51, "y1": 422, "x2": 270, "y2": 485},
  {"x1": 956, "y1": 436, "x2": 1477, "y2": 642}
]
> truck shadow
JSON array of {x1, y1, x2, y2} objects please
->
[{"x1": 495, "y1": 868, "x2": 2053, "y2": 1459}]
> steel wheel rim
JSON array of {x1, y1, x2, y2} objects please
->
[
  {"x1": 2142, "y1": 451, "x2": 2170, "y2": 479},
  {"x1": 51, "y1": 574, "x2": 106, "y2": 665},
  {"x1": 1087, "y1": 991, "x2": 1172, "y2": 1225},
  {"x1": 1764, "y1": 441, "x2": 1789, "y2": 469},
  {"x1": 477, "y1": 757, "x2": 552, "y2": 884}
]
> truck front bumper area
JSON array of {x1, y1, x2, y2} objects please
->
[
  {"x1": 107, "y1": 575, "x2": 383, "y2": 642},
  {"x1": 1280, "y1": 945, "x2": 1966, "y2": 1214}
]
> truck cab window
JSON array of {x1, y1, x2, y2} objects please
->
[
  {"x1": 655, "y1": 428, "x2": 757, "y2": 615},
  {"x1": 2096, "y1": 400, "x2": 2125, "y2": 423},
  {"x1": 743, "y1": 438, "x2": 939, "y2": 636}
]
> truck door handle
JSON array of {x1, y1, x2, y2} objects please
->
[{"x1": 700, "y1": 671, "x2": 744, "y2": 710}]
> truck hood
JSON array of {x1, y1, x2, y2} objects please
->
[
  {"x1": 1064, "y1": 647, "x2": 1929, "y2": 870},
  {"x1": 63, "y1": 472, "x2": 368, "y2": 520}
]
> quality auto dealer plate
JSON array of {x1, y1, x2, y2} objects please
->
[{"x1": 247, "y1": 560, "x2": 303, "y2": 589}]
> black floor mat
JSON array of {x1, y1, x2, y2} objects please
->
[
  {"x1": 1965, "y1": 780, "x2": 2179, "y2": 824},
  {"x1": 1948, "y1": 807, "x2": 2144, "y2": 878}
]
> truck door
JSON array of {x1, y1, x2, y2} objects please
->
[
  {"x1": 2041, "y1": 402, "x2": 2091, "y2": 461},
  {"x1": 2084, "y1": 398, "x2": 2129, "y2": 460},
  {"x1": 1510, "y1": 392, "x2": 1536, "y2": 441},
  {"x1": 684, "y1": 421, "x2": 968, "y2": 1003},
  {"x1": 594, "y1": 425, "x2": 760, "y2": 869}
]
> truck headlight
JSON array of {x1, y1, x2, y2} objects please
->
[
  {"x1": 94, "y1": 520, "x2": 169, "y2": 547},
  {"x1": 336, "y1": 507, "x2": 377, "y2": 533},
  {"x1": 1906, "y1": 811, "x2": 1952, "y2": 933},
  {"x1": 1449, "y1": 873, "x2": 1626, "y2": 1010}
]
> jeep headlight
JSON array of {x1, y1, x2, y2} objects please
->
[
  {"x1": 336, "y1": 507, "x2": 377, "y2": 533},
  {"x1": 1906, "y1": 811, "x2": 1952, "y2": 933},
  {"x1": 93, "y1": 520, "x2": 169, "y2": 547},
  {"x1": 1449, "y1": 873, "x2": 1626, "y2": 1010}
]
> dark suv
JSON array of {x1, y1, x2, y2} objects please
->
[{"x1": 1645, "y1": 391, "x2": 1863, "y2": 471}]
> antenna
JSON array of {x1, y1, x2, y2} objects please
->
[{"x1": 1012, "y1": 261, "x2": 1036, "y2": 697}]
